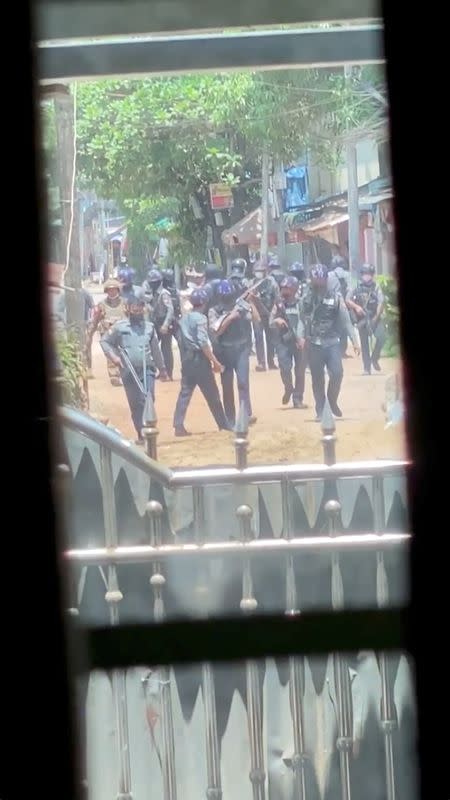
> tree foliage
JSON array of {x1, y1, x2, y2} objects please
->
[{"x1": 75, "y1": 68, "x2": 385, "y2": 262}]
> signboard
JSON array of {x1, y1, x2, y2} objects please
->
[{"x1": 209, "y1": 183, "x2": 234, "y2": 210}]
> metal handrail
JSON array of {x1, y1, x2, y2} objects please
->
[
  {"x1": 59, "y1": 406, "x2": 410, "y2": 488},
  {"x1": 64, "y1": 533, "x2": 409, "y2": 565}
]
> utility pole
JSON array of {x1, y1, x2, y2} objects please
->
[
  {"x1": 344, "y1": 65, "x2": 360, "y2": 280},
  {"x1": 54, "y1": 86, "x2": 83, "y2": 329},
  {"x1": 260, "y1": 150, "x2": 270, "y2": 264}
]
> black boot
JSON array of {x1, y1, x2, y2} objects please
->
[{"x1": 174, "y1": 426, "x2": 192, "y2": 437}]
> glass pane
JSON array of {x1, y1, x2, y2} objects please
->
[{"x1": 79, "y1": 654, "x2": 418, "y2": 799}]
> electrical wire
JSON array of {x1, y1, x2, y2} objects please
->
[{"x1": 63, "y1": 83, "x2": 78, "y2": 280}]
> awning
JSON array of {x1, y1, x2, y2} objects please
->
[
  {"x1": 298, "y1": 211, "x2": 349, "y2": 245},
  {"x1": 222, "y1": 207, "x2": 277, "y2": 247}
]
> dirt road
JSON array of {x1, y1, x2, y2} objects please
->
[{"x1": 87, "y1": 336, "x2": 406, "y2": 468}]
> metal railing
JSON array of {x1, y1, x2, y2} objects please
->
[{"x1": 59, "y1": 402, "x2": 410, "y2": 800}]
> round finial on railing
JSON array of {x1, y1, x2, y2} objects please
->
[
  {"x1": 240, "y1": 597, "x2": 258, "y2": 612},
  {"x1": 150, "y1": 573, "x2": 165, "y2": 587},
  {"x1": 325, "y1": 499, "x2": 341, "y2": 515},
  {"x1": 236, "y1": 504, "x2": 253, "y2": 519},
  {"x1": 105, "y1": 589, "x2": 123, "y2": 603},
  {"x1": 146, "y1": 500, "x2": 163, "y2": 517}
]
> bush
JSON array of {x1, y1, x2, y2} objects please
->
[
  {"x1": 55, "y1": 330, "x2": 88, "y2": 409},
  {"x1": 377, "y1": 275, "x2": 400, "y2": 358}
]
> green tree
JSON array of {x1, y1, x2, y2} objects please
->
[{"x1": 75, "y1": 68, "x2": 386, "y2": 263}]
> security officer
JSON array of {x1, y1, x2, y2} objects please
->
[
  {"x1": 100, "y1": 289, "x2": 168, "y2": 444},
  {"x1": 87, "y1": 278, "x2": 126, "y2": 386},
  {"x1": 143, "y1": 268, "x2": 176, "y2": 380},
  {"x1": 173, "y1": 288, "x2": 231, "y2": 436},
  {"x1": 229, "y1": 257, "x2": 249, "y2": 293},
  {"x1": 161, "y1": 267, "x2": 182, "y2": 352},
  {"x1": 268, "y1": 255, "x2": 286, "y2": 288},
  {"x1": 203, "y1": 263, "x2": 224, "y2": 312},
  {"x1": 299, "y1": 265, "x2": 359, "y2": 420},
  {"x1": 251, "y1": 261, "x2": 278, "y2": 371},
  {"x1": 118, "y1": 266, "x2": 140, "y2": 302},
  {"x1": 346, "y1": 263, "x2": 386, "y2": 374},
  {"x1": 328, "y1": 255, "x2": 352, "y2": 356},
  {"x1": 288, "y1": 262, "x2": 307, "y2": 291},
  {"x1": 270, "y1": 275, "x2": 308, "y2": 409},
  {"x1": 208, "y1": 279, "x2": 257, "y2": 428}
]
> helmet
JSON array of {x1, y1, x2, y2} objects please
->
[
  {"x1": 288, "y1": 262, "x2": 305, "y2": 280},
  {"x1": 310, "y1": 265, "x2": 328, "y2": 282},
  {"x1": 268, "y1": 256, "x2": 281, "y2": 269},
  {"x1": 280, "y1": 276, "x2": 299, "y2": 291},
  {"x1": 161, "y1": 268, "x2": 174, "y2": 285},
  {"x1": 147, "y1": 268, "x2": 162, "y2": 283},
  {"x1": 331, "y1": 255, "x2": 347, "y2": 270},
  {"x1": 230, "y1": 258, "x2": 247, "y2": 274},
  {"x1": 103, "y1": 278, "x2": 121, "y2": 291},
  {"x1": 126, "y1": 288, "x2": 146, "y2": 306},
  {"x1": 190, "y1": 288, "x2": 209, "y2": 307},
  {"x1": 204, "y1": 263, "x2": 222, "y2": 281},
  {"x1": 118, "y1": 267, "x2": 135, "y2": 284},
  {"x1": 360, "y1": 263, "x2": 375, "y2": 276},
  {"x1": 216, "y1": 279, "x2": 234, "y2": 297}
]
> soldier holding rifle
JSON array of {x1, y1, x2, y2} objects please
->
[
  {"x1": 100, "y1": 289, "x2": 168, "y2": 444},
  {"x1": 346, "y1": 264, "x2": 386, "y2": 375},
  {"x1": 270, "y1": 275, "x2": 308, "y2": 410},
  {"x1": 208, "y1": 279, "x2": 259, "y2": 428},
  {"x1": 87, "y1": 278, "x2": 126, "y2": 386},
  {"x1": 250, "y1": 261, "x2": 279, "y2": 372}
]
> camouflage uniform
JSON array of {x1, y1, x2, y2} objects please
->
[{"x1": 88, "y1": 280, "x2": 126, "y2": 385}]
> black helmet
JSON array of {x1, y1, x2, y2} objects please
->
[
  {"x1": 230, "y1": 257, "x2": 247, "y2": 275},
  {"x1": 118, "y1": 267, "x2": 135, "y2": 285},
  {"x1": 204, "y1": 263, "x2": 222, "y2": 281},
  {"x1": 331, "y1": 255, "x2": 348, "y2": 270},
  {"x1": 147, "y1": 268, "x2": 162, "y2": 284},
  {"x1": 161, "y1": 268, "x2": 175, "y2": 286},
  {"x1": 288, "y1": 262, "x2": 305, "y2": 280},
  {"x1": 360, "y1": 263, "x2": 375, "y2": 276}
]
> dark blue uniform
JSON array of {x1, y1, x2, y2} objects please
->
[
  {"x1": 208, "y1": 301, "x2": 253, "y2": 427},
  {"x1": 347, "y1": 280, "x2": 386, "y2": 373},
  {"x1": 299, "y1": 288, "x2": 357, "y2": 417},
  {"x1": 101, "y1": 318, "x2": 165, "y2": 438},
  {"x1": 173, "y1": 312, "x2": 229, "y2": 431},
  {"x1": 270, "y1": 297, "x2": 306, "y2": 407}
]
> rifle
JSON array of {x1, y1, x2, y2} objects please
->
[
  {"x1": 272, "y1": 301, "x2": 296, "y2": 344},
  {"x1": 211, "y1": 277, "x2": 269, "y2": 333},
  {"x1": 118, "y1": 346, "x2": 147, "y2": 396}
]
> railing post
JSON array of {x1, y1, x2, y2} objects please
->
[
  {"x1": 146, "y1": 501, "x2": 177, "y2": 800},
  {"x1": 373, "y1": 476, "x2": 397, "y2": 800},
  {"x1": 142, "y1": 392, "x2": 159, "y2": 460},
  {"x1": 99, "y1": 445, "x2": 132, "y2": 800},
  {"x1": 234, "y1": 403, "x2": 249, "y2": 471},
  {"x1": 282, "y1": 477, "x2": 308, "y2": 799},
  {"x1": 321, "y1": 399, "x2": 337, "y2": 466},
  {"x1": 237, "y1": 505, "x2": 266, "y2": 800},
  {"x1": 325, "y1": 499, "x2": 353, "y2": 800}
]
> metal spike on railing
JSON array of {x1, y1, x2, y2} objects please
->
[
  {"x1": 373, "y1": 476, "x2": 397, "y2": 800},
  {"x1": 325, "y1": 499, "x2": 353, "y2": 800},
  {"x1": 99, "y1": 445, "x2": 133, "y2": 800},
  {"x1": 236, "y1": 505, "x2": 266, "y2": 800},
  {"x1": 146, "y1": 501, "x2": 177, "y2": 800},
  {"x1": 235, "y1": 403, "x2": 249, "y2": 470},
  {"x1": 321, "y1": 399, "x2": 337, "y2": 466},
  {"x1": 142, "y1": 393, "x2": 159, "y2": 460}
]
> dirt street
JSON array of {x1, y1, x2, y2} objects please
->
[{"x1": 87, "y1": 336, "x2": 406, "y2": 468}]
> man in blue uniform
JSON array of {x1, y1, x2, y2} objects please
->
[
  {"x1": 208, "y1": 279, "x2": 257, "y2": 428},
  {"x1": 100, "y1": 289, "x2": 168, "y2": 444},
  {"x1": 228, "y1": 257, "x2": 249, "y2": 293},
  {"x1": 270, "y1": 276, "x2": 308, "y2": 409},
  {"x1": 143, "y1": 268, "x2": 176, "y2": 379},
  {"x1": 328, "y1": 255, "x2": 352, "y2": 356},
  {"x1": 346, "y1": 263, "x2": 386, "y2": 374},
  {"x1": 173, "y1": 288, "x2": 231, "y2": 436},
  {"x1": 299, "y1": 265, "x2": 360, "y2": 420}
]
